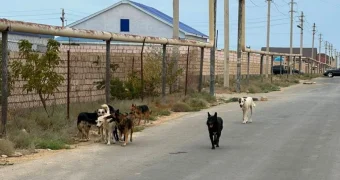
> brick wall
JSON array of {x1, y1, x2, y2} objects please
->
[{"x1": 6, "y1": 44, "x2": 307, "y2": 109}]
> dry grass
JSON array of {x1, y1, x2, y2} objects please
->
[
  {"x1": 4, "y1": 74, "x2": 320, "y2": 151},
  {"x1": 0, "y1": 139, "x2": 15, "y2": 156},
  {"x1": 220, "y1": 74, "x2": 321, "y2": 93}
]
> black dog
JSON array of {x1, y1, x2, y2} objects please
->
[
  {"x1": 77, "y1": 108, "x2": 106, "y2": 140},
  {"x1": 206, "y1": 112, "x2": 223, "y2": 149}
]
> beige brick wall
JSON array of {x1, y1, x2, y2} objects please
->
[{"x1": 6, "y1": 44, "x2": 307, "y2": 109}]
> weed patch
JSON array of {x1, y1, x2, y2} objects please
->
[{"x1": 0, "y1": 139, "x2": 15, "y2": 156}]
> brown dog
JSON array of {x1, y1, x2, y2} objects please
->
[
  {"x1": 114, "y1": 111, "x2": 135, "y2": 146},
  {"x1": 130, "y1": 104, "x2": 152, "y2": 125}
]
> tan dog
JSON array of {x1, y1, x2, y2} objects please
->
[{"x1": 130, "y1": 104, "x2": 152, "y2": 125}]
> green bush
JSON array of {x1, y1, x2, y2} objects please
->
[
  {"x1": 171, "y1": 102, "x2": 192, "y2": 112},
  {"x1": 189, "y1": 92, "x2": 216, "y2": 103},
  {"x1": 188, "y1": 98, "x2": 208, "y2": 111},
  {"x1": 110, "y1": 78, "x2": 128, "y2": 100},
  {"x1": 34, "y1": 139, "x2": 66, "y2": 150}
]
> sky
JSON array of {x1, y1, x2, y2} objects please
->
[{"x1": 1, "y1": 0, "x2": 340, "y2": 60}]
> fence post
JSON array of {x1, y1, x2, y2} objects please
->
[
  {"x1": 292, "y1": 56, "x2": 295, "y2": 75},
  {"x1": 105, "y1": 40, "x2": 111, "y2": 104},
  {"x1": 162, "y1": 44, "x2": 167, "y2": 103},
  {"x1": 185, "y1": 46, "x2": 190, "y2": 96},
  {"x1": 260, "y1": 54, "x2": 264, "y2": 82},
  {"x1": 210, "y1": 48, "x2": 216, "y2": 96},
  {"x1": 260, "y1": 54, "x2": 263, "y2": 75},
  {"x1": 271, "y1": 55, "x2": 274, "y2": 83},
  {"x1": 67, "y1": 50, "x2": 70, "y2": 120},
  {"x1": 1, "y1": 31, "x2": 9, "y2": 138},
  {"x1": 286, "y1": 56, "x2": 290, "y2": 79},
  {"x1": 141, "y1": 38, "x2": 146, "y2": 101},
  {"x1": 198, "y1": 47, "x2": 204, "y2": 92},
  {"x1": 299, "y1": 56, "x2": 302, "y2": 73},
  {"x1": 280, "y1": 56, "x2": 282, "y2": 75},
  {"x1": 247, "y1": 52, "x2": 250, "y2": 84}
]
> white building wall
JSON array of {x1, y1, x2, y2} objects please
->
[{"x1": 71, "y1": 3, "x2": 186, "y2": 39}]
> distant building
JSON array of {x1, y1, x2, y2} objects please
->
[
  {"x1": 260, "y1": 47, "x2": 318, "y2": 60},
  {"x1": 0, "y1": 32, "x2": 54, "y2": 52},
  {"x1": 55, "y1": 0, "x2": 208, "y2": 44}
]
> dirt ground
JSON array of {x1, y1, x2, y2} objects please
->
[
  {"x1": 1, "y1": 111, "x2": 190, "y2": 167},
  {"x1": 1, "y1": 78, "x2": 316, "y2": 167}
]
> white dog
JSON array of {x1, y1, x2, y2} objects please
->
[
  {"x1": 238, "y1": 97, "x2": 256, "y2": 124},
  {"x1": 96, "y1": 114, "x2": 117, "y2": 145}
]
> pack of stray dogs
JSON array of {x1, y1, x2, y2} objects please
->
[
  {"x1": 76, "y1": 96, "x2": 255, "y2": 149},
  {"x1": 76, "y1": 103, "x2": 152, "y2": 147},
  {"x1": 206, "y1": 97, "x2": 256, "y2": 150}
]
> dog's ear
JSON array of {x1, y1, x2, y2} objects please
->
[
  {"x1": 238, "y1": 98, "x2": 241, "y2": 103},
  {"x1": 214, "y1": 112, "x2": 217, "y2": 117},
  {"x1": 208, "y1": 112, "x2": 211, "y2": 117}
]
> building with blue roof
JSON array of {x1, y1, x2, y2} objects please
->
[{"x1": 55, "y1": 0, "x2": 208, "y2": 44}]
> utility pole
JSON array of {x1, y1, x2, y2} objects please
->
[
  {"x1": 236, "y1": 0, "x2": 245, "y2": 93},
  {"x1": 311, "y1": 23, "x2": 316, "y2": 73},
  {"x1": 298, "y1": 11, "x2": 304, "y2": 73},
  {"x1": 334, "y1": 49, "x2": 337, "y2": 68},
  {"x1": 265, "y1": 0, "x2": 272, "y2": 78},
  {"x1": 318, "y1": 33, "x2": 322, "y2": 73},
  {"x1": 311, "y1": 23, "x2": 316, "y2": 59},
  {"x1": 325, "y1": 41, "x2": 328, "y2": 66},
  {"x1": 60, "y1": 8, "x2": 65, "y2": 28},
  {"x1": 330, "y1": 44, "x2": 333, "y2": 67},
  {"x1": 224, "y1": 0, "x2": 230, "y2": 88},
  {"x1": 210, "y1": 0, "x2": 217, "y2": 96},
  {"x1": 289, "y1": 0, "x2": 295, "y2": 75},
  {"x1": 172, "y1": 0, "x2": 179, "y2": 92}
]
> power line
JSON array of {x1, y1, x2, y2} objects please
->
[
  {"x1": 0, "y1": 13, "x2": 59, "y2": 18},
  {"x1": 272, "y1": 1, "x2": 289, "y2": 17},
  {"x1": 190, "y1": 17, "x2": 289, "y2": 25},
  {"x1": 0, "y1": 9, "x2": 58, "y2": 13}
]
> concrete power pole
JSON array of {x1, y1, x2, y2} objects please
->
[
  {"x1": 173, "y1": 0, "x2": 179, "y2": 40},
  {"x1": 330, "y1": 44, "x2": 333, "y2": 67},
  {"x1": 289, "y1": 0, "x2": 295, "y2": 75},
  {"x1": 318, "y1": 33, "x2": 322, "y2": 73},
  {"x1": 298, "y1": 11, "x2": 304, "y2": 73},
  {"x1": 311, "y1": 23, "x2": 316, "y2": 59},
  {"x1": 61, "y1": 8, "x2": 65, "y2": 28},
  {"x1": 172, "y1": 0, "x2": 179, "y2": 92},
  {"x1": 224, "y1": 0, "x2": 230, "y2": 88},
  {"x1": 325, "y1": 41, "x2": 328, "y2": 66},
  {"x1": 311, "y1": 23, "x2": 316, "y2": 73},
  {"x1": 265, "y1": 0, "x2": 272, "y2": 78},
  {"x1": 210, "y1": 0, "x2": 217, "y2": 96},
  {"x1": 334, "y1": 49, "x2": 337, "y2": 68},
  {"x1": 236, "y1": 0, "x2": 245, "y2": 93}
]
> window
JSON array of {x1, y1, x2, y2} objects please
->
[{"x1": 120, "y1": 19, "x2": 130, "y2": 32}]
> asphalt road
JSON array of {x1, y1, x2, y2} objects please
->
[{"x1": 1, "y1": 77, "x2": 340, "y2": 180}]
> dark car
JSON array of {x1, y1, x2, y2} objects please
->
[
  {"x1": 323, "y1": 68, "x2": 340, "y2": 78},
  {"x1": 272, "y1": 65, "x2": 303, "y2": 75}
]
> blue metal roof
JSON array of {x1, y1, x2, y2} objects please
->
[
  {"x1": 130, "y1": 1, "x2": 208, "y2": 38},
  {"x1": 65, "y1": 0, "x2": 208, "y2": 39}
]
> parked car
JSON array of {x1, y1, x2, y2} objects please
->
[
  {"x1": 323, "y1": 68, "x2": 340, "y2": 77},
  {"x1": 272, "y1": 65, "x2": 303, "y2": 75}
]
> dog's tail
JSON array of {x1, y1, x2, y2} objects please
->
[
  {"x1": 252, "y1": 101, "x2": 256, "y2": 108},
  {"x1": 101, "y1": 104, "x2": 110, "y2": 114}
]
